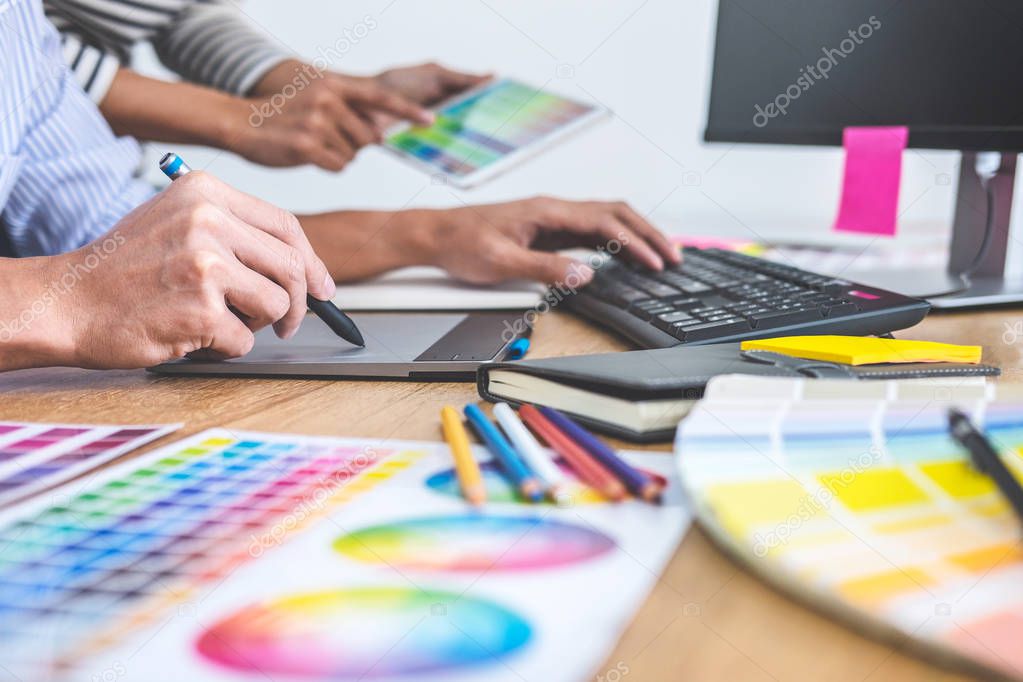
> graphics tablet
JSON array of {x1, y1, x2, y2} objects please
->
[
  {"x1": 383, "y1": 78, "x2": 609, "y2": 187},
  {"x1": 150, "y1": 312, "x2": 528, "y2": 381}
]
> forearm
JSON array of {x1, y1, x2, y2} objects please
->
[
  {"x1": 99, "y1": 69, "x2": 244, "y2": 147},
  {"x1": 299, "y1": 209, "x2": 441, "y2": 282},
  {"x1": 0, "y1": 255, "x2": 78, "y2": 371}
]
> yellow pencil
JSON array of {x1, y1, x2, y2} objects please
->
[{"x1": 441, "y1": 406, "x2": 486, "y2": 507}]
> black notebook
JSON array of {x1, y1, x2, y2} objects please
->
[{"x1": 476, "y1": 343, "x2": 999, "y2": 443}]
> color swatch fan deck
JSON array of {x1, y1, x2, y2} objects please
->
[
  {"x1": 0, "y1": 429, "x2": 687, "y2": 681},
  {"x1": 676, "y1": 376, "x2": 1023, "y2": 679}
]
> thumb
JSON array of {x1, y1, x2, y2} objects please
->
[
  {"x1": 504, "y1": 246, "x2": 595, "y2": 286},
  {"x1": 438, "y1": 66, "x2": 491, "y2": 90}
]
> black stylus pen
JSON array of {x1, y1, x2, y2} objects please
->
[
  {"x1": 159, "y1": 153, "x2": 365, "y2": 347},
  {"x1": 948, "y1": 408, "x2": 1023, "y2": 525}
]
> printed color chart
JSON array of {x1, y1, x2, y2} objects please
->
[
  {"x1": 386, "y1": 78, "x2": 598, "y2": 178},
  {"x1": 677, "y1": 376, "x2": 1023, "y2": 680},
  {"x1": 0, "y1": 429, "x2": 688, "y2": 682},
  {"x1": 0, "y1": 422, "x2": 176, "y2": 506},
  {"x1": 197, "y1": 587, "x2": 532, "y2": 678}
]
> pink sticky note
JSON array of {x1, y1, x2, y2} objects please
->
[{"x1": 833, "y1": 126, "x2": 908, "y2": 236}]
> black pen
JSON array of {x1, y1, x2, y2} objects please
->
[
  {"x1": 948, "y1": 408, "x2": 1023, "y2": 525},
  {"x1": 159, "y1": 153, "x2": 365, "y2": 347}
]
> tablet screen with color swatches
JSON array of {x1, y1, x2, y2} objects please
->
[
  {"x1": 0, "y1": 428, "x2": 687, "y2": 682},
  {"x1": 0, "y1": 421, "x2": 177, "y2": 506},
  {"x1": 386, "y1": 78, "x2": 599, "y2": 178},
  {"x1": 677, "y1": 376, "x2": 1023, "y2": 679}
]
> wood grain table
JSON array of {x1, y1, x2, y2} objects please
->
[{"x1": 0, "y1": 309, "x2": 1012, "y2": 682}]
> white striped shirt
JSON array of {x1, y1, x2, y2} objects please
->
[
  {"x1": 43, "y1": 0, "x2": 290, "y2": 102},
  {"x1": 0, "y1": 0, "x2": 153, "y2": 257}
]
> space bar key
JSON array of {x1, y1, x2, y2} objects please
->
[{"x1": 676, "y1": 319, "x2": 752, "y2": 342}]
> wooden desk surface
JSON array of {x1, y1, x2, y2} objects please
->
[{"x1": 0, "y1": 309, "x2": 1010, "y2": 682}]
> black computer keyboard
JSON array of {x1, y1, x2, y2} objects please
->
[{"x1": 564, "y1": 246, "x2": 931, "y2": 348}]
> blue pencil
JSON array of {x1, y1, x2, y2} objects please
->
[
  {"x1": 538, "y1": 406, "x2": 663, "y2": 503},
  {"x1": 464, "y1": 404, "x2": 544, "y2": 503}
]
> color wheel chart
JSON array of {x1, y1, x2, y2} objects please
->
[
  {"x1": 0, "y1": 428, "x2": 687, "y2": 682},
  {"x1": 677, "y1": 376, "x2": 1023, "y2": 680}
]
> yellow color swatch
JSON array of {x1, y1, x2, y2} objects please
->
[
  {"x1": 740, "y1": 336, "x2": 981, "y2": 366},
  {"x1": 918, "y1": 460, "x2": 996, "y2": 499},
  {"x1": 819, "y1": 468, "x2": 929, "y2": 512},
  {"x1": 948, "y1": 544, "x2": 1023, "y2": 573},
  {"x1": 873, "y1": 513, "x2": 952, "y2": 535},
  {"x1": 838, "y1": 568, "x2": 934, "y2": 604},
  {"x1": 706, "y1": 479, "x2": 822, "y2": 537}
]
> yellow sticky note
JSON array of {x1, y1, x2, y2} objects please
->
[{"x1": 740, "y1": 335, "x2": 981, "y2": 366}]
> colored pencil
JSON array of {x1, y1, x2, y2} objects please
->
[
  {"x1": 518, "y1": 404, "x2": 626, "y2": 502},
  {"x1": 492, "y1": 402, "x2": 572, "y2": 505},
  {"x1": 463, "y1": 404, "x2": 544, "y2": 503},
  {"x1": 539, "y1": 406, "x2": 663, "y2": 503},
  {"x1": 440, "y1": 406, "x2": 486, "y2": 507}
]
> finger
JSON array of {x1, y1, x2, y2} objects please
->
[
  {"x1": 435, "y1": 65, "x2": 491, "y2": 94},
  {"x1": 188, "y1": 312, "x2": 255, "y2": 360},
  {"x1": 612, "y1": 203, "x2": 681, "y2": 265},
  {"x1": 222, "y1": 259, "x2": 292, "y2": 333},
  {"x1": 330, "y1": 101, "x2": 380, "y2": 148},
  {"x1": 180, "y1": 172, "x2": 334, "y2": 300},
  {"x1": 309, "y1": 111, "x2": 357, "y2": 163},
  {"x1": 305, "y1": 135, "x2": 353, "y2": 172},
  {"x1": 501, "y1": 245, "x2": 595, "y2": 286},
  {"x1": 338, "y1": 79, "x2": 433, "y2": 125},
  {"x1": 221, "y1": 212, "x2": 310, "y2": 339},
  {"x1": 543, "y1": 199, "x2": 664, "y2": 271}
]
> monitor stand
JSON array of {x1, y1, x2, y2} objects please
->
[{"x1": 842, "y1": 152, "x2": 1023, "y2": 309}]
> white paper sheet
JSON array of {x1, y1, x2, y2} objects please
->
[{"x1": 0, "y1": 429, "x2": 689, "y2": 682}]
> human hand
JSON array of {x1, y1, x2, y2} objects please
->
[
  {"x1": 238, "y1": 63, "x2": 432, "y2": 171},
  {"x1": 374, "y1": 62, "x2": 490, "y2": 107},
  {"x1": 422, "y1": 197, "x2": 680, "y2": 285},
  {"x1": 64, "y1": 172, "x2": 334, "y2": 368}
]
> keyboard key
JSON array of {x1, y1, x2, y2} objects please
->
[
  {"x1": 822, "y1": 302, "x2": 859, "y2": 317},
  {"x1": 749, "y1": 309, "x2": 824, "y2": 329},
  {"x1": 674, "y1": 319, "x2": 753, "y2": 342}
]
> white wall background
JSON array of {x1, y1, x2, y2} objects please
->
[{"x1": 138, "y1": 0, "x2": 984, "y2": 251}]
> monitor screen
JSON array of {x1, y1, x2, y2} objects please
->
[{"x1": 705, "y1": 1, "x2": 1023, "y2": 150}]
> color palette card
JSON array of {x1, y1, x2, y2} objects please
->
[
  {"x1": 676, "y1": 375, "x2": 1023, "y2": 680},
  {"x1": 0, "y1": 422, "x2": 177, "y2": 507},
  {"x1": 0, "y1": 428, "x2": 689, "y2": 682}
]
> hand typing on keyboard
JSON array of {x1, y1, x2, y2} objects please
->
[{"x1": 427, "y1": 197, "x2": 680, "y2": 286}]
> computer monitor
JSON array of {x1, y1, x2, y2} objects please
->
[{"x1": 704, "y1": 0, "x2": 1023, "y2": 308}]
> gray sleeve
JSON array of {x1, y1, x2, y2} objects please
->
[{"x1": 150, "y1": 0, "x2": 292, "y2": 95}]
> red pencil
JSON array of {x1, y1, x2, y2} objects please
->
[{"x1": 518, "y1": 404, "x2": 626, "y2": 502}]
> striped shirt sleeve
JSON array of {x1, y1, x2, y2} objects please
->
[
  {"x1": 2, "y1": 0, "x2": 154, "y2": 257},
  {"x1": 57, "y1": 31, "x2": 121, "y2": 102},
  {"x1": 151, "y1": 0, "x2": 291, "y2": 95}
]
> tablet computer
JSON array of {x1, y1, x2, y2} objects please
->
[
  {"x1": 149, "y1": 312, "x2": 528, "y2": 381},
  {"x1": 383, "y1": 78, "x2": 609, "y2": 188}
]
